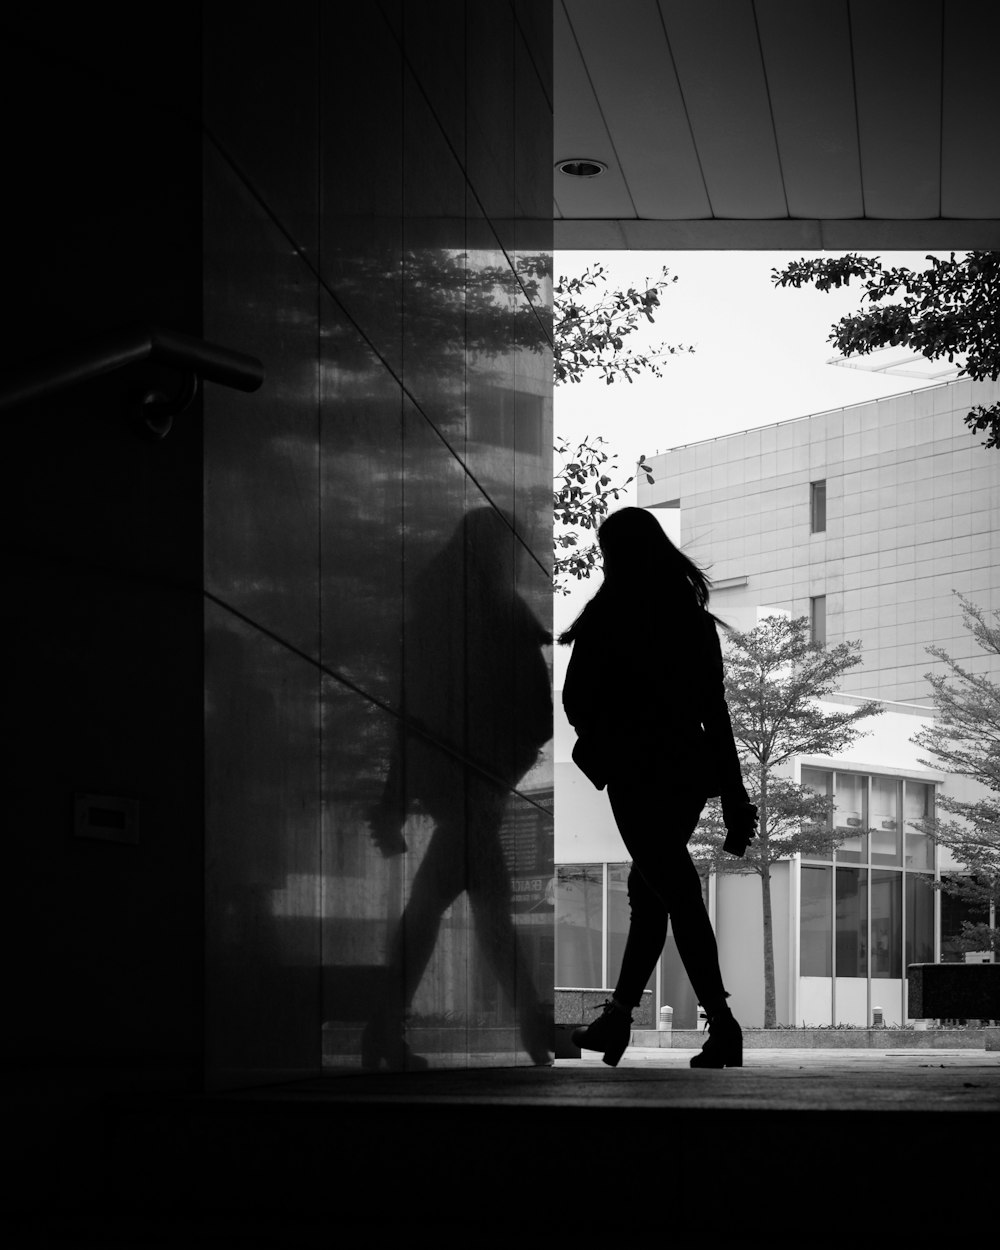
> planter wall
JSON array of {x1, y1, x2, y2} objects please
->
[
  {"x1": 556, "y1": 988, "x2": 655, "y2": 1029},
  {"x1": 631, "y1": 1027, "x2": 998, "y2": 1050}
]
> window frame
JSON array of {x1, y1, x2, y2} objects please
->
[
  {"x1": 798, "y1": 768, "x2": 939, "y2": 1004},
  {"x1": 810, "y1": 479, "x2": 827, "y2": 533},
  {"x1": 810, "y1": 594, "x2": 826, "y2": 646}
]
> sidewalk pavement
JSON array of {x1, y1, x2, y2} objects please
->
[
  {"x1": 567, "y1": 1044, "x2": 1000, "y2": 1071},
  {"x1": 554, "y1": 1045, "x2": 1000, "y2": 1112}
]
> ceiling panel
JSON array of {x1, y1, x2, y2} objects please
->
[
  {"x1": 553, "y1": 0, "x2": 636, "y2": 218},
  {"x1": 657, "y1": 0, "x2": 786, "y2": 218},
  {"x1": 564, "y1": 0, "x2": 711, "y2": 219},
  {"x1": 756, "y1": 0, "x2": 863, "y2": 219},
  {"x1": 553, "y1": 0, "x2": 1000, "y2": 249},
  {"x1": 850, "y1": 0, "x2": 942, "y2": 218},
  {"x1": 941, "y1": 0, "x2": 1000, "y2": 218}
]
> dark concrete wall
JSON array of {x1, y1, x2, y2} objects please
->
[
  {"x1": 5, "y1": 5, "x2": 206, "y2": 1077},
  {"x1": 7, "y1": 1, "x2": 553, "y2": 1090}
]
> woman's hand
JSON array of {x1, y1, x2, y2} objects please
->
[{"x1": 721, "y1": 799, "x2": 758, "y2": 858}]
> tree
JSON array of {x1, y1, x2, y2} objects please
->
[
  {"x1": 552, "y1": 264, "x2": 692, "y2": 589},
  {"x1": 553, "y1": 434, "x2": 653, "y2": 587},
  {"x1": 554, "y1": 264, "x2": 690, "y2": 387},
  {"x1": 910, "y1": 594, "x2": 1000, "y2": 956},
  {"x1": 329, "y1": 248, "x2": 687, "y2": 590},
  {"x1": 690, "y1": 615, "x2": 883, "y2": 1026},
  {"x1": 772, "y1": 251, "x2": 1000, "y2": 449}
]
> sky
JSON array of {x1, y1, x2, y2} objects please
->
[{"x1": 552, "y1": 248, "x2": 952, "y2": 681}]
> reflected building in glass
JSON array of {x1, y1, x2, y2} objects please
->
[{"x1": 556, "y1": 378, "x2": 1000, "y2": 1029}]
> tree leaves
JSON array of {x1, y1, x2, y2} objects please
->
[
  {"x1": 772, "y1": 251, "x2": 1000, "y2": 449},
  {"x1": 910, "y1": 594, "x2": 1000, "y2": 953},
  {"x1": 553, "y1": 265, "x2": 689, "y2": 390},
  {"x1": 325, "y1": 247, "x2": 687, "y2": 590},
  {"x1": 552, "y1": 265, "x2": 692, "y2": 590},
  {"x1": 689, "y1": 616, "x2": 883, "y2": 1025},
  {"x1": 719, "y1": 616, "x2": 883, "y2": 771},
  {"x1": 692, "y1": 614, "x2": 883, "y2": 877}
]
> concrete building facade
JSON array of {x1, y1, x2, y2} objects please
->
[{"x1": 638, "y1": 376, "x2": 1000, "y2": 705}]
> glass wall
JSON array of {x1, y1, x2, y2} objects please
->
[
  {"x1": 833, "y1": 772, "x2": 867, "y2": 862},
  {"x1": 906, "y1": 873, "x2": 936, "y2": 966},
  {"x1": 556, "y1": 863, "x2": 661, "y2": 997},
  {"x1": 836, "y1": 868, "x2": 867, "y2": 977},
  {"x1": 608, "y1": 864, "x2": 656, "y2": 993},
  {"x1": 799, "y1": 769, "x2": 936, "y2": 1020},
  {"x1": 870, "y1": 776, "x2": 900, "y2": 865},
  {"x1": 559, "y1": 769, "x2": 939, "y2": 1028},
  {"x1": 940, "y1": 874, "x2": 991, "y2": 962},
  {"x1": 555, "y1": 865, "x2": 604, "y2": 988},
  {"x1": 606, "y1": 865, "x2": 630, "y2": 990},
  {"x1": 904, "y1": 780, "x2": 934, "y2": 870},
  {"x1": 801, "y1": 865, "x2": 832, "y2": 975},
  {"x1": 871, "y1": 870, "x2": 902, "y2": 978}
]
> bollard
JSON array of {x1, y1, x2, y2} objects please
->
[{"x1": 658, "y1": 1005, "x2": 673, "y2": 1032}]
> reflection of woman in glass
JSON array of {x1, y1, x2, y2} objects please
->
[
  {"x1": 366, "y1": 507, "x2": 553, "y2": 1069},
  {"x1": 560, "y1": 508, "x2": 756, "y2": 1068}
]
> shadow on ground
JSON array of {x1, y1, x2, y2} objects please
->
[{"x1": 8, "y1": 1054, "x2": 997, "y2": 1243}]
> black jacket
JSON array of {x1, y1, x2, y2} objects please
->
[{"x1": 562, "y1": 603, "x2": 747, "y2": 802}]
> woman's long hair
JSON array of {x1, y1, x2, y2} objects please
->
[{"x1": 557, "y1": 506, "x2": 712, "y2": 645}]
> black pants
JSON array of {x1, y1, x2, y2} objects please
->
[{"x1": 607, "y1": 780, "x2": 728, "y2": 1013}]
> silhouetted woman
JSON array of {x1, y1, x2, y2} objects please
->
[
  {"x1": 560, "y1": 507, "x2": 757, "y2": 1068},
  {"x1": 365, "y1": 507, "x2": 553, "y2": 1069}
]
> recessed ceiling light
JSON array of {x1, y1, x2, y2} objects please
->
[{"x1": 556, "y1": 158, "x2": 607, "y2": 177}]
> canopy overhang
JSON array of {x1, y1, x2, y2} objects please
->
[{"x1": 554, "y1": 0, "x2": 1000, "y2": 250}]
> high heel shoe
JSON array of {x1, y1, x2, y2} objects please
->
[
  {"x1": 522, "y1": 1004, "x2": 555, "y2": 1066},
  {"x1": 571, "y1": 999, "x2": 632, "y2": 1067},
  {"x1": 361, "y1": 1013, "x2": 430, "y2": 1072},
  {"x1": 689, "y1": 1009, "x2": 743, "y2": 1069}
]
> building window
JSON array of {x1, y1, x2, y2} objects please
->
[
  {"x1": 555, "y1": 865, "x2": 603, "y2": 988},
  {"x1": 799, "y1": 771, "x2": 937, "y2": 996},
  {"x1": 836, "y1": 867, "x2": 868, "y2": 977},
  {"x1": 556, "y1": 863, "x2": 661, "y2": 995},
  {"x1": 810, "y1": 480, "x2": 827, "y2": 532},
  {"x1": 801, "y1": 866, "x2": 832, "y2": 975},
  {"x1": 607, "y1": 863, "x2": 656, "y2": 995},
  {"x1": 903, "y1": 780, "x2": 934, "y2": 870},
  {"x1": 800, "y1": 766, "x2": 834, "y2": 861},
  {"x1": 940, "y1": 874, "x2": 991, "y2": 962},
  {"x1": 905, "y1": 874, "x2": 936, "y2": 967},
  {"x1": 871, "y1": 870, "x2": 902, "y2": 978},
  {"x1": 810, "y1": 595, "x2": 826, "y2": 646},
  {"x1": 870, "y1": 776, "x2": 901, "y2": 866},
  {"x1": 833, "y1": 770, "x2": 867, "y2": 862}
]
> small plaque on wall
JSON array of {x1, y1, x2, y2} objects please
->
[{"x1": 74, "y1": 794, "x2": 140, "y2": 845}]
